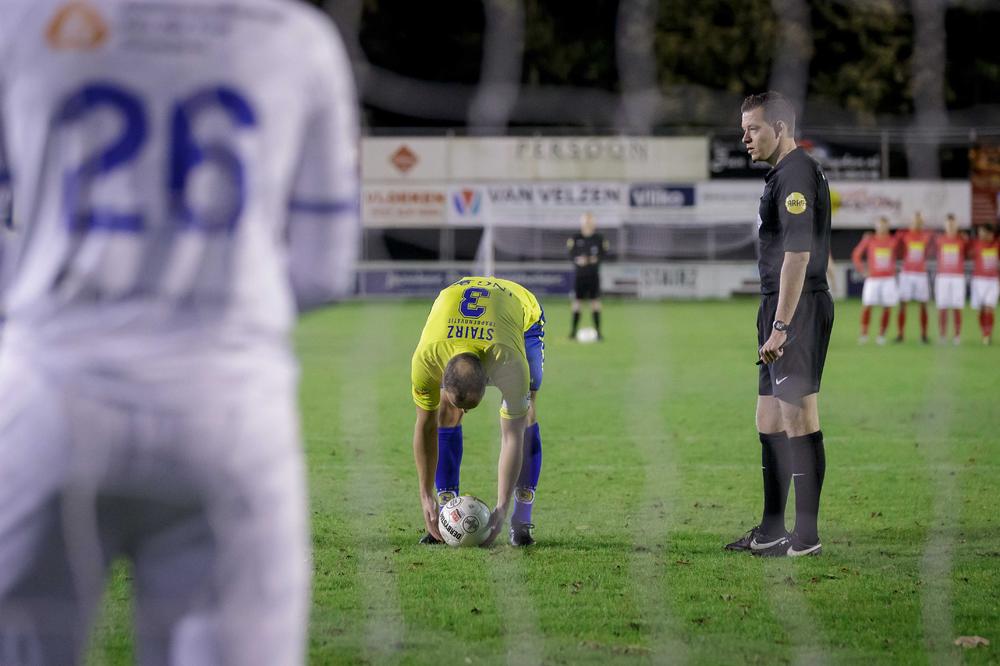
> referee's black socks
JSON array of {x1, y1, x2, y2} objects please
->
[
  {"x1": 790, "y1": 431, "x2": 826, "y2": 545},
  {"x1": 759, "y1": 431, "x2": 791, "y2": 536},
  {"x1": 570, "y1": 311, "x2": 580, "y2": 336}
]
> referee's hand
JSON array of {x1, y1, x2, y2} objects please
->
[{"x1": 759, "y1": 329, "x2": 787, "y2": 364}]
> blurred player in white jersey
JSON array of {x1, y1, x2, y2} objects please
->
[{"x1": 0, "y1": 1, "x2": 359, "y2": 664}]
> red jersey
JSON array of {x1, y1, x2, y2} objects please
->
[
  {"x1": 852, "y1": 233, "x2": 897, "y2": 278},
  {"x1": 935, "y1": 234, "x2": 966, "y2": 276},
  {"x1": 896, "y1": 229, "x2": 933, "y2": 273},
  {"x1": 970, "y1": 239, "x2": 999, "y2": 278}
]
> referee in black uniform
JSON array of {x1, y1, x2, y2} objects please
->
[
  {"x1": 567, "y1": 212, "x2": 609, "y2": 340},
  {"x1": 726, "y1": 92, "x2": 834, "y2": 557}
]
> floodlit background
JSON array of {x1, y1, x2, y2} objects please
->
[{"x1": 308, "y1": 0, "x2": 1000, "y2": 300}]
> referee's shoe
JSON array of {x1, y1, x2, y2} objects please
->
[
  {"x1": 724, "y1": 525, "x2": 787, "y2": 552},
  {"x1": 750, "y1": 532, "x2": 823, "y2": 557}
]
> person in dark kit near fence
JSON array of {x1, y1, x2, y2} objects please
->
[{"x1": 567, "y1": 212, "x2": 609, "y2": 340}]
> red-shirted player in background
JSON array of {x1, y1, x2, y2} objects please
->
[
  {"x1": 894, "y1": 211, "x2": 933, "y2": 343},
  {"x1": 933, "y1": 213, "x2": 968, "y2": 345},
  {"x1": 852, "y1": 216, "x2": 899, "y2": 344},
  {"x1": 969, "y1": 224, "x2": 999, "y2": 344}
]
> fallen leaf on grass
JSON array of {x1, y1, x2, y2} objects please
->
[
  {"x1": 470, "y1": 607, "x2": 481, "y2": 615},
  {"x1": 954, "y1": 636, "x2": 990, "y2": 648},
  {"x1": 674, "y1": 559, "x2": 692, "y2": 566}
]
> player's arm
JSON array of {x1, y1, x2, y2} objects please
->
[
  {"x1": 826, "y1": 251, "x2": 837, "y2": 295},
  {"x1": 482, "y1": 413, "x2": 526, "y2": 546},
  {"x1": 413, "y1": 406, "x2": 443, "y2": 541},
  {"x1": 0, "y1": 50, "x2": 11, "y2": 231},
  {"x1": 0, "y1": 112, "x2": 9, "y2": 231},
  {"x1": 481, "y1": 357, "x2": 529, "y2": 545},
  {"x1": 496, "y1": 413, "x2": 526, "y2": 515},
  {"x1": 851, "y1": 233, "x2": 870, "y2": 277},
  {"x1": 761, "y1": 250, "x2": 809, "y2": 363},
  {"x1": 286, "y1": 18, "x2": 361, "y2": 311},
  {"x1": 774, "y1": 250, "x2": 808, "y2": 315}
]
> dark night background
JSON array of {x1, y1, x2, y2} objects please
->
[{"x1": 310, "y1": 0, "x2": 1000, "y2": 132}]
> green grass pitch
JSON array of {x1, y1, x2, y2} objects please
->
[{"x1": 89, "y1": 298, "x2": 999, "y2": 664}]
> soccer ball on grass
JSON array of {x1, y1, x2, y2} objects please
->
[{"x1": 438, "y1": 495, "x2": 492, "y2": 547}]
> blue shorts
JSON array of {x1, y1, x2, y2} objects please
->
[{"x1": 524, "y1": 309, "x2": 545, "y2": 392}]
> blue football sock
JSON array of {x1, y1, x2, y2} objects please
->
[
  {"x1": 435, "y1": 425, "x2": 463, "y2": 503},
  {"x1": 513, "y1": 423, "x2": 542, "y2": 524}
]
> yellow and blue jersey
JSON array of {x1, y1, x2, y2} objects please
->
[{"x1": 411, "y1": 277, "x2": 544, "y2": 419}]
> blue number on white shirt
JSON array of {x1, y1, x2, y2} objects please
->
[
  {"x1": 53, "y1": 83, "x2": 256, "y2": 234},
  {"x1": 54, "y1": 83, "x2": 148, "y2": 232},
  {"x1": 169, "y1": 87, "x2": 257, "y2": 232}
]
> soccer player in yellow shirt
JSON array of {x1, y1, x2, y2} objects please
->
[{"x1": 411, "y1": 277, "x2": 545, "y2": 546}]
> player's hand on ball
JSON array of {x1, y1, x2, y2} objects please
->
[
  {"x1": 759, "y1": 329, "x2": 787, "y2": 364},
  {"x1": 421, "y1": 494, "x2": 443, "y2": 541},
  {"x1": 479, "y1": 508, "x2": 506, "y2": 547}
]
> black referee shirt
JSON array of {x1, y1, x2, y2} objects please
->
[
  {"x1": 757, "y1": 147, "x2": 831, "y2": 295},
  {"x1": 568, "y1": 233, "x2": 608, "y2": 276}
]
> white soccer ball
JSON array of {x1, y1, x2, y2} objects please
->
[
  {"x1": 438, "y1": 495, "x2": 492, "y2": 547},
  {"x1": 576, "y1": 327, "x2": 599, "y2": 344}
]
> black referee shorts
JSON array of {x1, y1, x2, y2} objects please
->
[
  {"x1": 758, "y1": 290, "x2": 834, "y2": 403},
  {"x1": 574, "y1": 271, "x2": 600, "y2": 300}
]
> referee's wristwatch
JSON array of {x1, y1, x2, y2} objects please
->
[{"x1": 772, "y1": 320, "x2": 789, "y2": 332}]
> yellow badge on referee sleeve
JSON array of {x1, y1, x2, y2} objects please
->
[{"x1": 785, "y1": 192, "x2": 808, "y2": 215}]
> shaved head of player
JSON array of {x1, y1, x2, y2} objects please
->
[
  {"x1": 442, "y1": 353, "x2": 487, "y2": 411},
  {"x1": 945, "y1": 212, "x2": 959, "y2": 236},
  {"x1": 728, "y1": 91, "x2": 834, "y2": 558}
]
